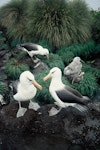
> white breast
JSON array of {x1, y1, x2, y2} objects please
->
[{"x1": 14, "y1": 84, "x2": 37, "y2": 101}]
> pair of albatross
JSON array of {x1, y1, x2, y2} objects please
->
[{"x1": 14, "y1": 67, "x2": 90, "y2": 117}]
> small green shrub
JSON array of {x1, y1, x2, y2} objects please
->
[
  {"x1": 82, "y1": 63, "x2": 93, "y2": 72},
  {"x1": 72, "y1": 72, "x2": 98, "y2": 97},
  {"x1": 82, "y1": 63, "x2": 100, "y2": 80},
  {"x1": 12, "y1": 50, "x2": 27, "y2": 60},
  {"x1": 5, "y1": 59, "x2": 30, "y2": 80},
  {"x1": 0, "y1": 81, "x2": 8, "y2": 95},
  {"x1": 69, "y1": 40, "x2": 95, "y2": 57},
  {"x1": 43, "y1": 53, "x2": 64, "y2": 71},
  {"x1": 11, "y1": 40, "x2": 22, "y2": 48},
  {"x1": 57, "y1": 47, "x2": 75, "y2": 65},
  {"x1": 57, "y1": 40, "x2": 95, "y2": 64}
]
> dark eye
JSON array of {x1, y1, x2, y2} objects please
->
[
  {"x1": 51, "y1": 71, "x2": 56, "y2": 74},
  {"x1": 27, "y1": 78, "x2": 32, "y2": 81}
]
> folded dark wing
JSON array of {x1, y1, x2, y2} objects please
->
[{"x1": 55, "y1": 87, "x2": 85, "y2": 105}]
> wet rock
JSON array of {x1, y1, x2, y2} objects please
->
[{"x1": 0, "y1": 101, "x2": 100, "y2": 149}]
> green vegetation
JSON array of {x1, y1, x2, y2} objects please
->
[
  {"x1": 0, "y1": 0, "x2": 92, "y2": 48},
  {"x1": 5, "y1": 59, "x2": 30, "y2": 79},
  {"x1": 58, "y1": 49, "x2": 75, "y2": 65},
  {"x1": 0, "y1": 0, "x2": 29, "y2": 41},
  {"x1": 0, "y1": 0, "x2": 99, "y2": 100},
  {"x1": 82, "y1": 63, "x2": 100, "y2": 82},
  {"x1": 91, "y1": 10, "x2": 100, "y2": 44},
  {"x1": 72, "y1": 72, "x2": 98, "y2": 97},
  {"x1": 0, "y1": 81, "x2": 8, "y2": 95},
  {"x1": 42, "y1": 53, "x2": 64, "y2": 70},
  {"x1": 57, "y1": 40, "x2": 95, "y2": 63},
  {"x1": 27, "y1": 0, "x2": 92, "y2": 48}
]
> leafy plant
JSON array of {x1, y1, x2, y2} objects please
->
[
  {"x1": 57, "y1": 47, "x2": 75, "y2": 65},
  {"x1": 72, "y1": 72, "x2": 98, "y2": 97},
  {"x1": 91, "y1": 10, "x2": 100, "y2": 43},
  {"x1": 5, "y1": 59, "x2": 30, "y2": 79},
  {"x1": 82, "y1": 63, "x2": 100, "y2": 82},
  {"x1": 42, "y1": 53, "x2": 64, "y2": 71},
  {"x1": 26, "y1": 0, "x2": 92, "y2": 48},
  {"x1": 0, "y1": 81, "x2": 8, "y2": 95},
  {"x1": 57, "y1": 40, "x2": 95, "y2": 61},
  {"x1": 70, "y1": 40, "x2": 95, "y2": 58},
  {"x1": 11, "y1": 39, "x2": 23, "y2": 48},
  {"x1": 0, "y1": 0, "x2": 29, "y2": 41}
]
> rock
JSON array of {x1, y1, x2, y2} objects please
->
[
  {"x1": 32, "y1": 61, "x2": 49, "y2": 74},
  {"x1": 0, "y1": 94, "x2": 6, "y2": 105},
  {"x1": 0, "y1": 50, "x2": 7, "y2": 57},
  {"x1": 92, "y1": 90, "x2": 100, "y2": 102},
  {"x1": 0, "y1": 101, "x2": 100, "y2": 149}
]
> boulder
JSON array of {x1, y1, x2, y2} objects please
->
[{"x1": 0, "y1": 101, "x2": 100, "y2": 149}]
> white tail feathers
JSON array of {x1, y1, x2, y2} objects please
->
[{"x1": 73, "y1": 104, "x2": 88, "y2": 112}]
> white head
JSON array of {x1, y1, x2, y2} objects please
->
[
  {"x1": 20, "y1": 71, "x2": 35, "y2": 83},
  {"x1": 50, "y1": 67, "x2": 62, "y2": 78},
  {"x1": 43, "y1": 67, "x2": 62, "y2": 81},
  {"x1": 19, "y1": 71, "x2": 42, "y2": 90},
  {"x1": 73, "y1": 57, "x2": 81, "y2": 63},
  {"x1": 43, "y1": 48, "x2": 49, "y2": 54},
  {"x1": 41, "y1": 48, "x2": 49, "y2": 59}
]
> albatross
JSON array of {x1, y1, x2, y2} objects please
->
[
  {"x1": 14, "y1": 71, "x2": 42, "y2": 117},
  {"x1": 43, "y1": 67, "x2": 90, "y2": 116},
  {"x1": 16, "y1": 43, "x2": 49, "y2": 66}
]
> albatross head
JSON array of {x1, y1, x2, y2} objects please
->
[
  {"x1": 43, "y1": 67, "x2": 62, "y2": 81},
  {"x1": 20, "y1": 71, "x2": 42, "y2": 90},
  {"x1": 73, "y1": 57, "x2": 81, "y2": 63},
  {"x1": 40, "y1": 48, "x2": 49, "y2": 59}
]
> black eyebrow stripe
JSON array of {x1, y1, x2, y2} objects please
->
[
  {"x1": 27, "y1": 77, "x2": 32, "y2": 81},
  {"x1": 52, "y1": 71, "x2": 56, "y2": 74}
]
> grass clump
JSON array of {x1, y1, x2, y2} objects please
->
[
  {"x1": 42, "y1": 53, "x2": 64, "y2": 71},
  {"x1": 57, "y1": 47, "x2": 75, "y2": 65},
  {"x1": 72, "y1": 72, "x2": 98, "y2": 97},
  {"x1": 0, "y1": 81, "x2": 8, "y2": 95},
  {"x1": 5, "y1": 59, "x2": 30, "y2": 80}
]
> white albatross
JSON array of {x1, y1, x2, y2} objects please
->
[
  {"x1": 14, "y1": 71, "x2": 42, "y2": 118},
  {"x1": 43, "y1": 67, "x2": 90, "y2": 116},
  {"x1": 16, "y1": 43, "x2": 49, "y2": 66}
]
